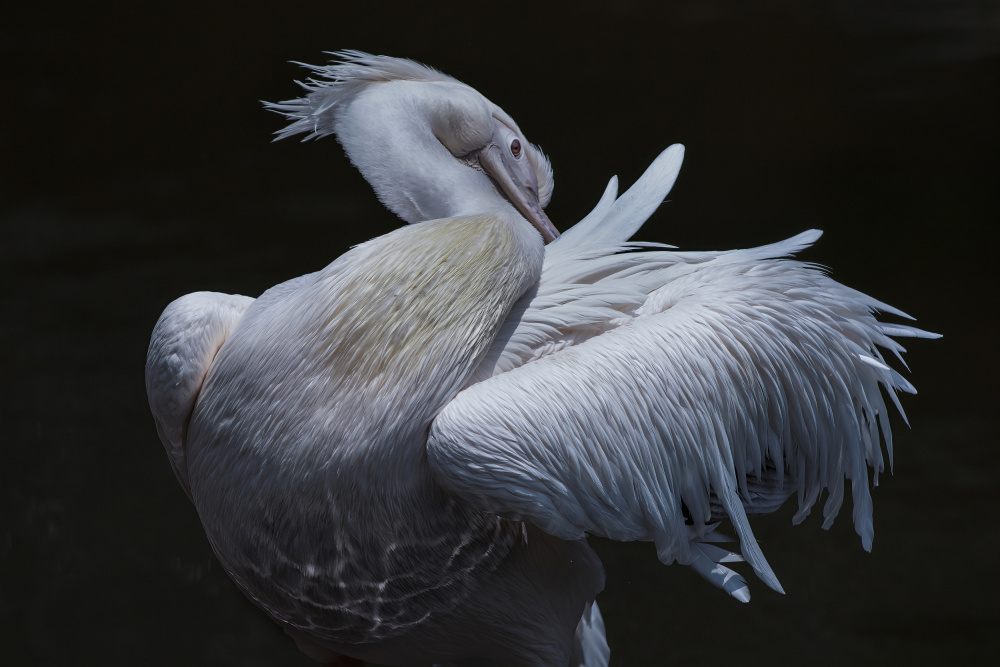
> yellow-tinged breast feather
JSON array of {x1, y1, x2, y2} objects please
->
[
  {"x1": 308, "y1": 214, "x2": 541, "y2": 385},
  {"x1": 201, "y1": 213, "x2": 545, "y2": 459}
]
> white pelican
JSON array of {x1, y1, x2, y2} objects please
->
[{"x1": 146, "y1": 52, "x2": 936, "y2": 666}]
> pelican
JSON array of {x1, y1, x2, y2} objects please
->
[{"x1": 146, "y1": 52, "x2": 936, "y2": 666}]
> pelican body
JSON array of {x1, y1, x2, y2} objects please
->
[{"x1": 146, "y1": 52, "x2": 936, "y2": 666}]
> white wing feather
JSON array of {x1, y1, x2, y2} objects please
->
[
  {"x1": 428, "y1": 145, "x2": 938, "y2": 601},
  {"x1": 570, "y1": 600, "x2": 610, "y2": 667},
  {"x1": 146, "y1": 291, "x2": 254, "y2": 495}
]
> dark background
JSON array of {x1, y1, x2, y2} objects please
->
[{"x1": 2, "y1": 1, "x2": 997, "y2": 665}]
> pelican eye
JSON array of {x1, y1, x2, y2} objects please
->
[{"x1": 510, "y1": 138, "x2": 521, "y2": 158}]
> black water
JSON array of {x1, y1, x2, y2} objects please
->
[{"x1": 2, "y1": 2, "x2": 997, "y2": 665}]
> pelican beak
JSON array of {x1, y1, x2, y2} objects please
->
[{"x1": 478, "y1": 140, "x2": 560, "y2": 244}]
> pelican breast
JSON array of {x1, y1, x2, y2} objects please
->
[{"x1": 183, "y1": 213, "x2": 542, "y2": 642}]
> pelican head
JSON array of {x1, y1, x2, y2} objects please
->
[{"x1": 264, "y1": 50, "x2": 559, "y2": 242}]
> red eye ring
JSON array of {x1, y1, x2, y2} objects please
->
[{"x1": 510, "y1": 138, "x2": 521, "y2": 157}]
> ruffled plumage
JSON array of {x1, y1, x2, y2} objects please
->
[{"x1": 428, "y1": 145, "x2": 938, "y2": 601}]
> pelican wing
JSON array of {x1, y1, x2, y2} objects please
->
[
  {"x1": 428, "y1": 148, "x2": 937, "y2": 600},
  {"x1": 146, "y1": 291, "x2": 255, "y2": 496}
]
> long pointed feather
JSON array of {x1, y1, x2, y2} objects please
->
[{"x1": 553, "y1": 145, "x2": 684, "y2": 255}]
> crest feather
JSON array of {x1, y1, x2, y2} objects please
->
[{"x1": 263, "y1": 50, "x2": 460, "y2": 142}]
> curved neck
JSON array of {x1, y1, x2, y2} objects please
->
[{"x1": 334, "y1": 79, "x2": 515, "y2": 223}]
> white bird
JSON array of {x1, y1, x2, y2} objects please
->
[{"x1": 146, "y1": 52, "x2": 936, "y2": 667}]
